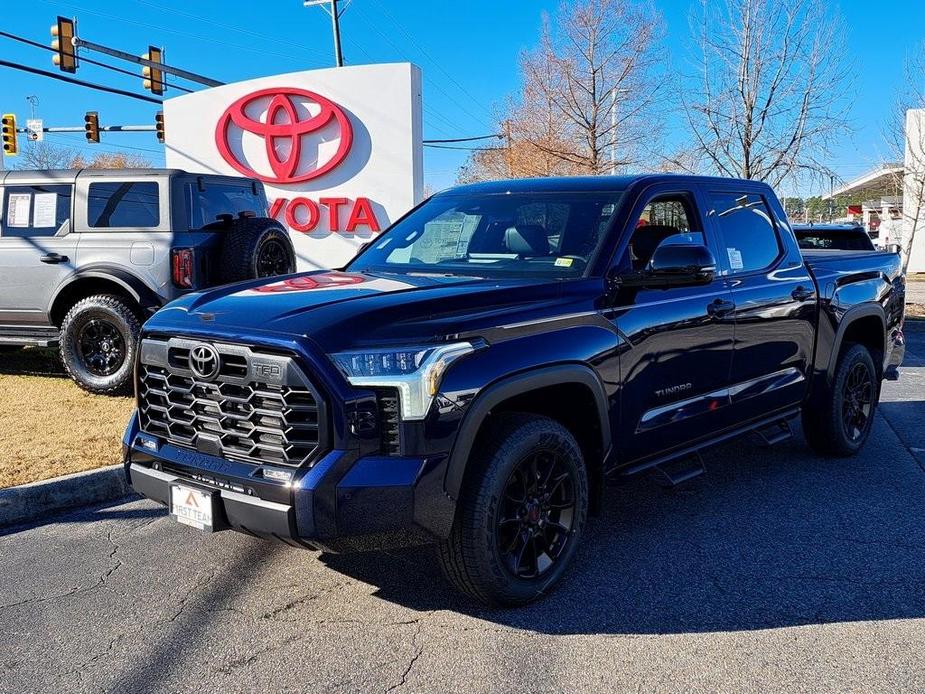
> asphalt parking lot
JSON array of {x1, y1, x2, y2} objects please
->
[{"x1": 2, "y1": 323, "x2": 924, "y2": 694}]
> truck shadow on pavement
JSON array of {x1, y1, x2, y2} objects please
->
[{"x1": 321, "y1": 416, "x2": 925, "y2": 635}]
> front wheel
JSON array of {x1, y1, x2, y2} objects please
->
[
  {"x1": 59, "y1": 294, "x2": 141, "y2": 395},
  {"x1": 802, "y1": 343, "x2": 878, "y2": 456},
  {"x1": 438, "y1": 414, "x2": 589, "y2": 606}
]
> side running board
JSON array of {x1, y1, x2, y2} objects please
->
[{"x1": 650, "y1": 452, "x2": 705, "y2": 488}]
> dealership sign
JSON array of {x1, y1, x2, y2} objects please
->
[{"x1": 165, "y1": 63, "x2": 423, "y2": 270}]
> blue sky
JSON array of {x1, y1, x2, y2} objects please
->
[{"x1": 1, "y1": 0, "x2": 923, "y2": 195}]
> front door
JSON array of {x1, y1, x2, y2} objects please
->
[
  {"x1": 607, "y1": 187, "x2": 736, "y2": 464},
  {"x1": 0, "y1": 182, "x2": 77, "y2": 328}
]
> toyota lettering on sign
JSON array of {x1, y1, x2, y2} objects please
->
[{"x1": 165, "y1": 63, "x2": 423, "y2": 271}]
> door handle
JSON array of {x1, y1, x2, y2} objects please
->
[
  {"x1": 40, "y1": 253, "x2": 68, "y2": 264},
  {"x1": 791, "y1": 286, "x2": 814, "y2": 301},
  {"x1": 707, "y1": 298, "x2": 735, "y2": 318}
]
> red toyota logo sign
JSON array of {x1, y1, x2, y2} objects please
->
[{"x1": 215, "y1": 87, "x2": 353, "y2": 184}]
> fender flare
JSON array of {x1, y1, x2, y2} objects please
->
[
  {"x1": 50, "y1": 265, "x2": 164, "y2": 319},
  {"x1": 443, "y1": 364, "x2": 612, "y2": 501},
  {"x1": 826, "y1": 303, "x2": 886, "y2": 384}
]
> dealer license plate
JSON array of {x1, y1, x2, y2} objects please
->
[{"x1": 170, "y1": 484, "x2": 215, "y2": 531}]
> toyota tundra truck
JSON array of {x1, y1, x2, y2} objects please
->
[{"x1": 123, "y1": 175, "x2": 906, "y2": 606}]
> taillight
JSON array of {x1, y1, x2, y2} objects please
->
[{"x1": 171, "y1": 248, "x2": 194, "y2": 288}]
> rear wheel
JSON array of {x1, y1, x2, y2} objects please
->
[
  {"x1": 802, "y1": 343, "x2": 878, "y2": 456},
  {"x1": 438, "y1": 414, "x2": 589, "y2": 606},
  {"x1": 59, "y1": 294, "x2": 140, "y2": 395}
]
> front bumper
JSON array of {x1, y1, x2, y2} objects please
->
[{"x1": 124, "y1": 412, "x2": 455, "y2": 552}]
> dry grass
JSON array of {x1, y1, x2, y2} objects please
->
[
  {"x1": 0, "y1": 348, "x2": 133, "y2": 489},
  {"x1": 908, "y1": 304, "x2": 925, "y2": 319}
]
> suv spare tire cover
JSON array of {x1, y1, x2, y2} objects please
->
[{"x1": 218, "y1": 217, "x2": 297, "y2": 284}]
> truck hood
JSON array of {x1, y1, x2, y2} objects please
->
[{"x1": 147, "y1": 270, "x2": 592, "y2": 352}]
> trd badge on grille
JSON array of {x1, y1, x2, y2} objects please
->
[{"x1": 190, "y1": 344, "x2": 220, "y2": 380}]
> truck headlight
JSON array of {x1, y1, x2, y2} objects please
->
[{"x1": 332, "y1": 342, "x2": 475, "y2": 420}]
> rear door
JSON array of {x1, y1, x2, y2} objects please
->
[
  {"x1": 608, "y1": 184, "x2": 737, "y2": 463},
  {"x1": 0, "y1": 180, "x2": 77, "y2": 328},
  {"x1": 705, "y1": 187, "x2": 816, "y2": 421}
]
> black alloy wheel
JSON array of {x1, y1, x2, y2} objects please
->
[
  {"x1": 77, "y1": 318, "x2": 126, "y2": 377},
  {"x1": 842, "y1": 360, "x2": 873, "y2": 443},
  {"x1": 438, "y1": 413, "x2": 589, "y2": 606},
  {"x1": 802, "y1": 343, "x2": 878, "y2": 457},
  {"x1": 256, "y1": 238, "x2": 292, "y2": 278},
  {"x1": 497, "y1": 450, "x2": 577, "y2": 579}
]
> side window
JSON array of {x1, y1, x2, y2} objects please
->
[
  {"x1": 87, "y1": 182, "x2": 160, "y2": 228},
  {"x1": 0, "y1": 184, "x2": 72, "y2": 238},
  {"x1": 186, "y1": 182, "x2": 264, "y2": 229},
  {"x1": 623, "y1": 194, "x2": 706, "y2": 271},
  {"x1": 709, "y1": 192, "x2": 781, "y2": 273}
]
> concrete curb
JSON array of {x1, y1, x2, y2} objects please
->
[{"x1": 0, "y1": 464, "x2": 135, "y2": 530}]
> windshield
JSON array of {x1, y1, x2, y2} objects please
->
[{"x1": 347, "y1": 191, "x2": 623, "y2": 277}]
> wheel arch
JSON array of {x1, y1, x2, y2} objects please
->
[
  {"x1": 827, "y1": 303, "x2": 887, "y2": 384},
  {"x1": 49, "y1": 266, "x2": 162, "y2": 326},
  {"x1": 444, "y1": 364, "x2": 612, "y2": 506}
]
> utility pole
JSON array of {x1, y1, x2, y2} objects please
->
[
  {"x1": 304, "y1": 0, "x2": 350, "y2": 67},
  {"x1": 610, "y1": 87, "x2": 629, "y2": 176},
  {"x1": 503, "y1": 119, "x2": 513, "y2": 177}
]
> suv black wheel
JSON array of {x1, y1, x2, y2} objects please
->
[
  {"x1": 219, "y1": 217, "x2": 296, "y2": 284},
  {"x1": 59, "y1": 294, "x2": 141, "y2": 395},
  {"x1": 802, "y1": 343, "x2": 878, "y2": 456},
  {"x1": 438, "y1": 413, "x2": 589, "y2": 606}
]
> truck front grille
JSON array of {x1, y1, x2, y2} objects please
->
[{"x1": 137, "y1": 337, "x2": 326, "y2": 467}]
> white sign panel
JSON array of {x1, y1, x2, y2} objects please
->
[
  {"x1": 164, "y1": 63, "x2": 424, "y2": 271},
  {"x1": 26, "y1": 119, "x2": 43, "y2": 142}
]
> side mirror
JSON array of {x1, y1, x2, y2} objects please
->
[{"x1": 641, "y1": 244, "x2": 716, "y2": 286}]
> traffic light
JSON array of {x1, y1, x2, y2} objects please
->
[
  {"x1": 1, "y1": 114, "x2": 17, "y2": 156},
  {"x1": 84, "y1": 111, "x2": 100, "y2": 143},
  {"x1": 50, "y1": 16, "x2": 78, "y2": 73},
  {"x1": 142, "y1": 46, "x2": 165, "y2": 95},
  {"x1": 155, "y1": 111, "x2": 165, "y2": 143}
]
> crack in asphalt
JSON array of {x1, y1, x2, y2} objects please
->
[
  {"x1": 878, "y1": 410, "x2": 925, "y2": 474},
  {"x1": 160, "y1": 568, "x2": 217, "y2": 625},
  {"x1": 386, "y1": 617, "x2": 426, "y2": 692}
]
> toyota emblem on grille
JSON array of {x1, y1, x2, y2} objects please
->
[{"x1": 190, "y1": 344, "x2": 220, "y2": 380}]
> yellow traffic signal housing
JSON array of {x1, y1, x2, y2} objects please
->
[
  {"x1": 50, "y1": 16, "x2": 78, "y2": 73},
  {"x1": 1, "y1": 113, "x2": 17, "y2": 156},
  {"x1": 142, "y1": 46, "x2": 165, "y2": 95},
  {"x1": 84, "y1": 111, "x2": 100, "y2": 143},
  {"x1": 155, "y1": 111, "x2": 165, "y2": 143}
]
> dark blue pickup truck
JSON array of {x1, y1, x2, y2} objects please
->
[{"x1": 123, "y1": 174, "x2": 906, "y2": 605}]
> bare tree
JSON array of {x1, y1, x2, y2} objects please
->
[
  {"x1": 459, "y1": 0, "x2": 665, "y2": 182},
  {"x1": 683, "y1": 0, "x2": 851, "y2": 187},
  {"x1": 15, "y1": 141, "x2": 77, "y2": 170}
]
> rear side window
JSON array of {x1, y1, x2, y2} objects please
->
[
  {"x1": 0, "y1": 184, "x2": 72, "y2": 238},
  {"x1": 87, "y1": 182, "x2": 160, "y2": 228},
  {"x1": 709, "y1": 192, "x2": 781, "y2": 273},
  {"x1": 186, "y1": 182, "x2": 265, "y2": 229}
]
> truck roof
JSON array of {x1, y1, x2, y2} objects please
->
[{"x1": 437, "y1": 173, "x2": 775, "y2": 196}]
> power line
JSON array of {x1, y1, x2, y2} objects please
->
[
  {"x1": 423, "y1": 134, "x2": 502, "y2": 144},
  {"x1": 367, "y1": 0, "x2": 494, "y2": 122},
  {"x1": 37, "y1": 0, "x2": 309, "y2": 64},
  {"x1": 0, "y1": 59, "x2": 162, "y2": 104},
  {"x1": 424, "y1": 143, "x2": 503, "y2": 151},
  {"x1": 0, "y1": 29, "x2": 194, "y2": 94}
]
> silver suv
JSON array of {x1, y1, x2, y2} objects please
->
[{"x1": 0, "y1": 168, "x2": 296, "y2": 394}]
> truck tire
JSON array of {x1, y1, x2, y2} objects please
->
[
  {"x1": 802, "y1": 343, "x2": 878, "y2": 457},
  {"x1": 59, "y1": 294, "x2": 141, "y2": 396},
  {"x1": 438, "y1": 413, "x2": 589, "y2": 606},
  {"x1": 218, "y1": 217, "x2": 296, "y2": 284}
]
